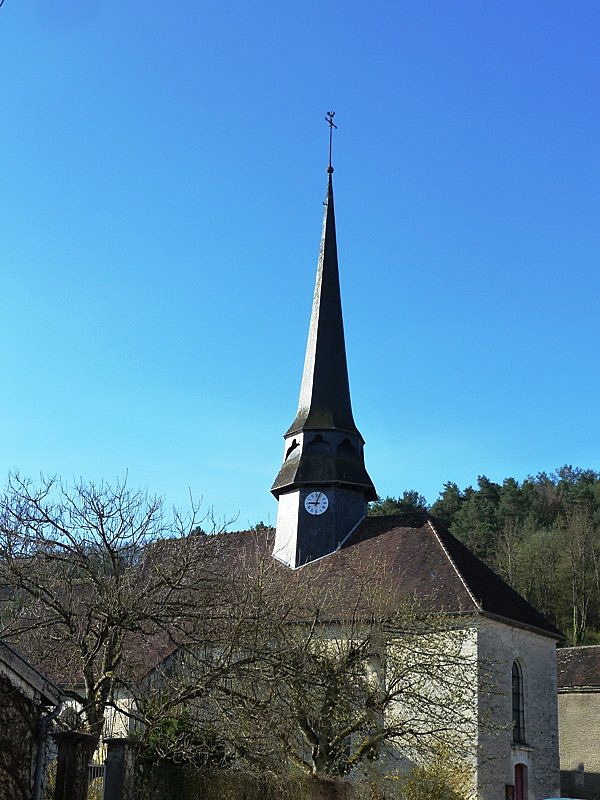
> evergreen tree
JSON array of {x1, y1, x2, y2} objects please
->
[
  {"x1": 378, "y1": 466, "x2": 600, "y2": 644},
  {"x1": 369, "y1": 491, "x2": 428, "y2": 517}
]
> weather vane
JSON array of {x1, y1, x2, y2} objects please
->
[{"x1": 325, "y1": 111, "x2": 337, "y2": 172}]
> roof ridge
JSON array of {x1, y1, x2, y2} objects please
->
[{"x1": 426, "y1": 517, "x2": 482, "y2": 612}]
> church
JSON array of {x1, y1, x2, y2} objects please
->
[
  {"x1": 14, "y1": 130, "x2": 563, "y2": 800},
  {"x1": 263, "y1": 134, "x2": 562, "y2": 799}
]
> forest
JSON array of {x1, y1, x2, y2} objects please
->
[{"x1": 369, "y1": 466, "x2": 600, "y2": 646}]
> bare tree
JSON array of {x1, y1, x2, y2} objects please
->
[
  {"x1": 0, "y1": 479, "x2": 484, "y2": 788},
  {"x1": 268, "y1": 605, "x2": 479, "y2": 777},
  {"x1": 136, "y1": 546, "x2": 481, "y2": 781},
  {"x1": 560, "y1": 504, "x2": 600, "y2": 644},
  {"x1": 134, "y1": 540, "x2": 296, "y2": 770},
  {"x1": 0, "y1": 473, "x2": 230, "y2": 756}
]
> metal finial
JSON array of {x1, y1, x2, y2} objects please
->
[{"x1": 325, "y1": 111, "x2": 337, "y2": 173}]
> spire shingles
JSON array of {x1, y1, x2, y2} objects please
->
[{"x1": 287, "y1": 172, "x2": 358, "y2": 436}]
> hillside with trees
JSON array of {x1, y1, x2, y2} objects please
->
[{"x1": 370, "y1": 467, "x2": 600, "y2": 645}]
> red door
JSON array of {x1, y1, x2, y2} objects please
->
[{"x1": 514, "y1": 764, "x2": 527, "y2": 800}]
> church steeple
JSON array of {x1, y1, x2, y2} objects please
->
[
  {"x1": 271, "y1": 118, "x2": 376, "y2": 569},
  {"x1": 284, "y1": 169, "x2": 358, "y2": 437}
]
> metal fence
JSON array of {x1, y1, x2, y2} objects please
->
[{"x1": 87, "y1": 763, "x2": 105, "y2": 800}]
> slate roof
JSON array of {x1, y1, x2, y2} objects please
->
[
  {"x1": 557, "y1": 646, "x2": 600, "y2": 690},
  {"x1": 271, "y1": 170, "x2": 376, "y2": 501}
]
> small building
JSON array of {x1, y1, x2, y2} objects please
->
[
  {"x1": 557, "y1": 645, "x2": 600, "y2": 799},
  {"x1": 0, "y1": 638, "x2": 61, "y2": 800}
]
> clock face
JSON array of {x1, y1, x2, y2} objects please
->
[{"x1": 304, "y1": 491, "x2": 329, "y2": 515}]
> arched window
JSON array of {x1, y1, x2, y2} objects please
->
[{"x1": 512, "y1": 661, "x2": 525, "y2": 744}]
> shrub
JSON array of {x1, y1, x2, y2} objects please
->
[{"x1": 386, "y1": 751, "x2": 473, "y2": 800}]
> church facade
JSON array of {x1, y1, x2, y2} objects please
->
[{"x1": 268, "y1": 155, "x2": 561, "y2": 799}]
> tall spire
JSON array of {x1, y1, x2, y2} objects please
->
[
  {"x1": 285, "y1": 164, "x2": 358, "y2": 436},
  {"x1": 271, "y1": 116, "x2": 375, "y2": 568}
]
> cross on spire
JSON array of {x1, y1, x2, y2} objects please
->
[{"x1": 325, "y1": 111, "x2": 337, "y2": 173}]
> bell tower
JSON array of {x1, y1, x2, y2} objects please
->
[{"x1": 271, "y1": 114, "x2": 376, "y2": 568}]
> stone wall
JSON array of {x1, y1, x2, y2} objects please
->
[
  {"x1": 558, "y1": 690, "x2": 600, "y2": 799},
  {"x1": 0, "y1": 674, "x2": 37, "y2": 800}
]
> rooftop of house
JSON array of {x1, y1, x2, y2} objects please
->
[
  {"x1": 161, "y1": 512, "x2": 562, "y2": 639},
  {"x1": 557, "y1": 645, "x2": 600, "y2": 691},
  {"x1": 336, "y1": 513, "x2": 562, "y2": 638},
  {"x1": 0, "y1": 637, "x2": 62, "y2": 706}
]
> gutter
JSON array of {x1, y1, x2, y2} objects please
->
[{"x1": 478, "y1": 608, "x2": 564, "y2": 642}]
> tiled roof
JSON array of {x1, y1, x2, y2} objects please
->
[
  {"x1": 193, "y1": 513, "x2": 561, "y2": 638},
  {"x1": 557, "y1": 646, "x2": 600, "y2": 690},
  {"x1": 312, "y1": 514, "x2": 561, "y2": 637}
]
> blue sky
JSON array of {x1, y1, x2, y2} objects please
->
[{"x1": 1, "y1": 1, "x2": 599, "y2": 527}]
